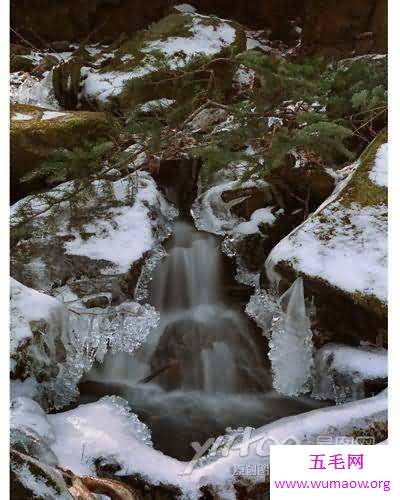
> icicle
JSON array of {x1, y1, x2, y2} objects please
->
[{"x1": 268, "y1": 278, "x2": 314, "y2": 396}]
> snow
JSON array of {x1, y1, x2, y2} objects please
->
[
  {"x1": 45, "y1": 391, "x2": 387, "y2": 498},
  {"x1": 82, "y1": 66, "x2": 153, "y2": 102},
  {"x1": 144, "y1": 15, "x2": 235, "y2": 66},
  {"x1": 246, "y1": 30, "x2": 270, "y2": 51},
  {"x1": 369, "y1": 142, "x2": 388, "y2": 188},
  {"x1": 41, "y1": 111, "x2": 68, "y2": 120},
  {"x1": 84, "y1": 14, "x2": 236, "y2": 103},
  {"x1": 320, "y1": 344, "x2": 387, "y2": 379},
  {"x1": 267, "y1": 202, "x2": 387, "y2": 302},
  {"x1": 267, "y1": 116, "x2": 283, "y2": 128},
  {"x1": 48, "y1": 396, "x2": 168, "y2": 478},
  {"x1": 10, "y1": 278, "x2": 63, "y2": 355},
  {"x1": 10, "y1": 397, "x2": 55, "y2": 445},
  {"x1": 12, "y1": 112, "x2": 33, "y2": 121},
  {"x1": 235, "y1": 208, "x2": 276, "y2": 235},
  {"x1": 10, "y1": 71, "x2": 61, "y2": 110},
  {"x1": 174, "y1": 3, "x2": 197, "y2": 14},
  {"x1": 266, "y1": 156, "x2": 387, "y2": 304},
  {"x1": 232, "y1": 65, "x2": 256, "y2": 90},
  {"x1": 138, "y1": 98, "x2": 176, "y2": 113},
  {"x1": 192, "y1": 180, "x2": 268, "y2": 235},
  {"x1": 64, "y1": 172, "x2": 169, "y2": 273}
]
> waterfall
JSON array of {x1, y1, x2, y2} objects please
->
[
  {"x1": 268, "y1": 278, "x2": 314, "y2": 396},
  {"x1": 81, "y1": 221, "x2": 325, "y2": 460}
]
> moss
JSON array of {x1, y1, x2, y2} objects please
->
[
  {"x1": 341, "y1": 129, "x2": 387, "y2": 208},
  {"x1": 11, "y1": 105, "x2": 119, "y2": 200}
]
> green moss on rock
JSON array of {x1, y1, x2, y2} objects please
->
[{"x1": 10, "y1": 104, "x2": 118, "y2": 200}]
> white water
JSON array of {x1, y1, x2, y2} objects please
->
[{"x1": 81, "y1": 220, "x2": 324, "y2": 459}]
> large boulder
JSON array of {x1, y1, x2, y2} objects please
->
[
  {"x1": 265, "y1": 132, "x2": 388, "y2": 346},
  {"x1": 82, "y1": 11, "x2": 246, "y2": 110},
  {"x1": 10, "y1": 104, "x2": 117, "y2": 201}
]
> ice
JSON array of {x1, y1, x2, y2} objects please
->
[
  {"x1": 369, "y1": 142, "x2": 388, "y2": 187},
  {"x1": 245, "y1": 288, "x2": 280, "y2": 335},
  {"x1": 10, "y1": 281, "x2": 159, "y2": 410},
  {"x1": 312, "y1": 343, "x2": 388, "y2": 403},
  {"x1": 268, "y1": 278, "x2": 314, "y2": 396},
  {"x1": 192, "y1": 180, "x2": 267, "y2": 235},
  {"x1": 47, "y1": 300, "x2": 160, "y2": 409}
]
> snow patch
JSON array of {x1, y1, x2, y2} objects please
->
[{"x1": 369, "y1": 142, "x2": 388, "y2": 188}]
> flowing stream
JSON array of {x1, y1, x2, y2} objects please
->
[{"x1": 80, "y1": 218, "x2": 326, "y2": 460}]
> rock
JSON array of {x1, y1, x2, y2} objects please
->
[
  {"x1": 82, "y1": 294, "x2": 110, "y2": 309},
  {"x1": 10, "y1": 104, "x2": 117, "y2": 200},
  {"x1": 185, "y1": 107, "x2": 228, "y2": 133},
  {"x1": 11, "y1": 449, "x2": 72, "y2": 500},
  {"x1": 10, "y1": 54, "x2": 35, "y2": 73},
  {"x1": 312, "y1": 343, "x2": 388, "y2": 403},
  {"x1": 10, "y1": 169, "x2": 175, "y2": 297},
  {"x1": 265, "y1": 131, "x2": 388, "y2": 346},
  {"x1": 52, "y1": 54, "x2": 90, "y2": 110},
  {"x1": 151, "y1": 158, "x2": 201, "y2": 211},
  {"x1": 303, "y1": 0, "x2": 387, "y2": 55},
  {"x1": 82, "y1": 11, "x2": 245, "y2": 110},
  {"x1": 267, "y1": 150, "x2": 336, "y2": 216},
  {"x1": 10, "y1": 279, "x2": 66, "y2": 383}
]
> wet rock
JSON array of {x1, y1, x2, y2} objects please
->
[{"x1": 151, "y1": 158, "x2": 201, "y2": 211}]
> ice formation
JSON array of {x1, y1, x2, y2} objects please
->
[{"x1": 268, "y1": 279, "x2": 314, "y2": 396}]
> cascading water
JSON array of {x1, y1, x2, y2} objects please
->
[{"x1": 80, "y1": 218, "x2": 326, "y2": 459}]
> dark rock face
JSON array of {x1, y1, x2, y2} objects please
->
[
  {"x1": 302, "y1": 0, "x2": 387, "y2": 54},
  {"x1": 11, "y1": 0, "x2": 386, "y2": 54}
]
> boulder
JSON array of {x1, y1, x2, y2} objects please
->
[
  {"x1": 265, "y1": 131, "x2": 388, "y2": 346},
  {"x1": 82, "y1": 11, "x2": 246, "y2": 110},
  {"x1": 10, "y1": 104, "x2": 117, "y2": 200},
  {"x1": 312, "y1": 343, "x2": 388, "y2": 403}
]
